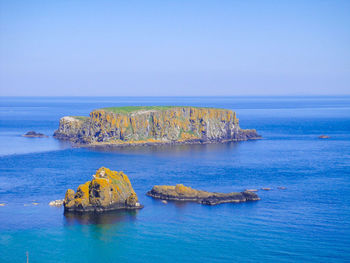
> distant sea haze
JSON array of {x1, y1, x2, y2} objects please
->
[{"x1": 0, "y1": 96, "x2": 349, "y2": 262}]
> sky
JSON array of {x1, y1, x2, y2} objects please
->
[{"x1": 0, "y1": 0, "x2": 349, "y2": 96}]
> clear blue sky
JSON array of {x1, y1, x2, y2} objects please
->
[{"x1": 0, "y1": 0, "x2": 349, "y2": 96}]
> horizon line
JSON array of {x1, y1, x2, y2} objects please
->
[{"x1": 1, "y1": 94, "x2": 350, "y2": 98}]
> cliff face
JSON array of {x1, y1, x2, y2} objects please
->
[
  {"x1": 64, "y1": 167, "x2": 141, "y2": 212},
  {"x1": 54, "y1": 106, "x2": 260, "y2": 146},
  {"x1": 147, "y1": 184, "x2": 260, "y2": 205}
]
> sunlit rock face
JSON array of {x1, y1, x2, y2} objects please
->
[
  {"x1": 146, "y1": 184, "x2": 260, "y2": 205},
  {"x1": 64, "y1": 167, "x2": 141, "y2": 212},
  {"x1": 54, "y1": 106, "x2": 260, "y2": 146}
]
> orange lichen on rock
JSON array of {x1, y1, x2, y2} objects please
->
[
  {"x1": 72, "y1": 181, "x2": 90, "y2": 207},
  {"x1": 179, "y1": 132, "x2": 198, "y2": 141},
  {"x1": 63, "y1": 167, "x2": 141, "y2": 212},
  {"x1": 175, "y1": 184, "x2": 198, "y2": 196},
  {"x1": 64, "y1": 189, "x2": 76, "y2": 209}
]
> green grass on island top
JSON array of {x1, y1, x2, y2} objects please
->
[
  {"x1": 99, "y1": 106, "x2": 223, "y2": 114},
  {"x1": 69, "y1": 106, "x2": 227, "y2": 119},
  {"x1": 101, "y1": 106, "x2": 174, "y2": 113}
]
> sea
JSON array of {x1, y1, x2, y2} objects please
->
[{"x1": 0, "y1": 96, "x2": 349, "y2": 263}]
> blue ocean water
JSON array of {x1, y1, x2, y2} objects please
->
[{"x1": 0, "y1": 96, "x2": 349, "y2": 263}]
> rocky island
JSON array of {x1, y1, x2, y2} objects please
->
[
  {"x1": 64, "y1": 167, "x2": 142, "y2": 212},
  {"x1": 147, "y1": 184, "x2": 260, "y2": 205},
  {"x1": 53, "y1": 106, "x2": 260, "y2": 146}
]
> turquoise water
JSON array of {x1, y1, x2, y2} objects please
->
[{"x1": 0, "y1": 96, "x2": 349, "y2": 262}]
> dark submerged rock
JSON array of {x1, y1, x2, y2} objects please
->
[{"x1": 23, "y1": 131, "x2": 48, "y2": 138}]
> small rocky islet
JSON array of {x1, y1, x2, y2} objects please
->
[
  {"x1": 53, "y1": 106, "x2": 261, "y2": 147},
  {"x1": 63, "y1": 167, "x2": 142, "y2": 212},
  {"x1": 319, "y1": 135, "x2": 330, "y2": 139},
  {"x1": 147, "y1": 184, "x2": 260, "y2": 205}
]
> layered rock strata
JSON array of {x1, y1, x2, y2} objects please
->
[
  {"x1": 147, "y1": 184, "x2": 260, "y2": 205},
  {"x1": 64, "y1": 167, "x2": 142, "y2": 212},
  {"x1": 53, "y1": 106, "x2": 260, "y2": 146}
]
